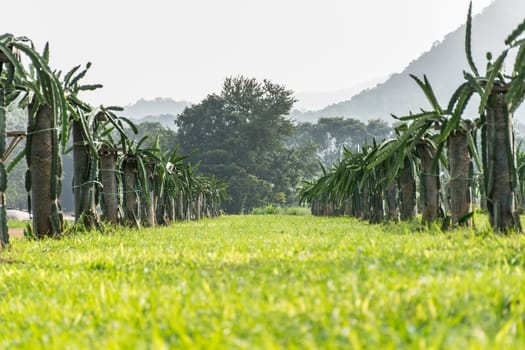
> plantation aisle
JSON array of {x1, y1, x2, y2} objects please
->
[{"x1": 1, "y1": 215, "x2": 525, "y2": 348}]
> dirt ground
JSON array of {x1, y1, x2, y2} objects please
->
[
  {"x1": 5, "y1": 209, "x2": 75, "y2": 240},
  {"x1": 9, "y1": 228, "x2": 25, "y2": 239},
  {"x1": 0, "y1": 228, "x2": 24, "y2": 252}
]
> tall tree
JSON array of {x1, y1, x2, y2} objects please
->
[{"x1": 176, "y1": 76, "x2": 303, "y2": 213}]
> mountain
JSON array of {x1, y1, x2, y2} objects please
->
[
  {"x1": 122, "y1": 97, "x2": 190, "y2": 129},
  {"x1": 129, "y1": 113, "x2": 180, "y2": 130},
  {"x1": 294, "y1": 76, "x2": 387, "y2": 111},
  {"x1": 292, "y1": 0, "x2": 525, "y2": 123}
]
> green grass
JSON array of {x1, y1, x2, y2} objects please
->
[
  {"x1": 7, "y1": 219, "x2": 29, "y2": 229},
  {"x1": 1, "y1": 215, "x2": 525, "y2": 349}
]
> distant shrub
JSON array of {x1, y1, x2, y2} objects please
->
[
  {"x1": 280, "y1": 207, "x2": 311, "y2": 216},
  {"x1": 251, "y1": 204, "x2": 281, "y2": 215},
  {"x1": 251, "y1": 205, "x2": 310, "y2": 216}
]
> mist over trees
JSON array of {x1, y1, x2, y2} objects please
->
[{"x1": 124, "y1": 98, "x2": 188, "y2": 129}]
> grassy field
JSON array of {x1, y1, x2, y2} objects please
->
[{"x1": 1, "y1": 215, "x2": 525, "y2": 349}]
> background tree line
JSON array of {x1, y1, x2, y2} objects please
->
[{"x1": 5, "y1": 76, "x2": 392, "y2": 214}]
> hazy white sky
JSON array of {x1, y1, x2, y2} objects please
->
[{"x1": 2, "y1": 0, "x2": 493, "y2": 106}]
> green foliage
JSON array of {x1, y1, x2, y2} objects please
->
[
  {"x1": 128, "y1": 121, "x2": 178, "y2": 152},
  {"x1": 409, "y1": 74, "x2": 443, "y2": 114},
  {"x1": 176, "y1": 76, "x2": 313, "y2": 213},
  {"x1": 366, "y1": 111, "x2": 439, "y2": 171},
  {"x1": 7, "y1": 219, "x2": 29, "y2": 228},
  {"x1": 478, "y1": 50, "x2": 508, "y2": 114},
  {"x1": 516, "y1": 145, "x2": 525, "y2": 208},
  {"x1": 2, "y1": 215, "x2": 525, "y2": 347},
  {"x1": 292, "y1": 117, "x2": 392, "y2": 167},
  {"x1": 465, "y1": 1, "x2": 480, "y2": 77},
  {"x1": 505, "y1": 16, "x2": 525, "y2": 46}
]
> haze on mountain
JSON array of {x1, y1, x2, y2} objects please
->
[
  {"x1": 294, "y1": 76, "x2": 387, "y2": 111},
  {"x1": 293, "y1": 0, "x2": 525, "y2": 123},
  {"x1": 123, "y1": 98, "x2": 189, "y2": 129}
]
